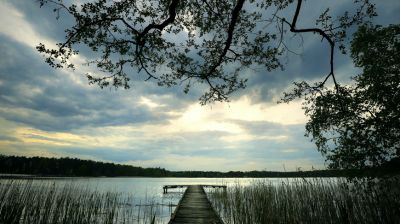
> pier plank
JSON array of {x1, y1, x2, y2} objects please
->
[{"x1": 168, "y1": 185, "x2": 223, "y2": 224}]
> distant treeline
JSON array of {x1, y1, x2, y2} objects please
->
[
  {"x1": 0, "y1": 155, "x2": 168, "y2": 177},
  {"x1": 1, "y1": 155, "x2": 398, "y2": 178}
]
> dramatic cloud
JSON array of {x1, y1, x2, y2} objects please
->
[{"x1": 0, "y1": 0, "x2": 399, "y2": 171}]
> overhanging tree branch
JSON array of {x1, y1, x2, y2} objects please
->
[
  {"x1": 283, "y1": 0, "x2": 339, "y2": 93},
  {"x1": 137, "y1": 0, "x2": 180, "y2": 46},
  {"x1": 37, "y1": 0, "x2": 376, "y2": 105},
  {"x1": 198, "y1": 0, "x2": 246, "y2": 103},
  {"x1": 134, "y1": 0, "x2": 180, "y2": 80},
  {"x1": 205, "y1": 0, "x2": 245, "y2": 79}
]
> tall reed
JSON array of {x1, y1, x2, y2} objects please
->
[
  {"x1": 208, "y1": 178, "x2": 400, "y2": 224},
  {"x1": 0, "y1": 180, "x2": 161, "y2": 224}
]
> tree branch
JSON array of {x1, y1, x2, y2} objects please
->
[
  {"x1": 284, "y1": 0, "x2": 339, "y2": 93},
  {"x1": 137, "y1": 0, "x2": 180, "y2": 45},
  {"x1": 205, "y1": 0, "x2": 245, "y2": 78}
]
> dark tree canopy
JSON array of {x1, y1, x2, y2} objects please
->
[
  {"x1": 37, "y1": 0, "x2": 375, "y2": 104},
  {"x1": 282, "y1": 24, "x2": 400, "y2": 169}
]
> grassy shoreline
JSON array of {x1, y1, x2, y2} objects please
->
[
  {"x1": 208, "y1": 178, "x2": 400, "y2": 224},
  {"x1": 0, "y1": 180, "x2": 163, "y2": 224}
]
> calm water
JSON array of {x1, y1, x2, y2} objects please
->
[{"x1": 1, "y1": 177, "x2": 329, "y2": 223}]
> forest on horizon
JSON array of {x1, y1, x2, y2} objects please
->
[{"x1": 1, "y1": 155, "x2": 398, "y2": 178}]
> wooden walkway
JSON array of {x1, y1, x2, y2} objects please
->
[{"x1": 168, "y1": 185, "x2": 224, "y2": 224}]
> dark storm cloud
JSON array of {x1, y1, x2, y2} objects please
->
[{"x1": 0, "y1": 35, "x2": 175, "y2": 131}]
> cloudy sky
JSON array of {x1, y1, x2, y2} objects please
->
[{"x1": 0, "y1": 0, "x2": 399, "y2": 171}]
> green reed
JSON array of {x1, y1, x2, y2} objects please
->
[
  {"x1": 0, "y1": 180, "x2": 160, "y2": 224},
  {"x1": 208, "y1": 178, "x2": 400, "y2": 224}
]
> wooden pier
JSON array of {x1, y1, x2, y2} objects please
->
[
  {"x1": 167, "y1": 185, "x2": 224, "y2": 224},
  {"x1": 163, "y1": 184, "x2": 226, "y2": 194}
]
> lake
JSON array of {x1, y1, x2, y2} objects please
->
[
  {"x1": 3, "y1": 177, "x2": 394, "y2": 224},
  {"x1": 1, "y1": 177, "x2": 279, "y2": 223}
]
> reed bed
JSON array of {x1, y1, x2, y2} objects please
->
[
  {"x1": 0, "y1": 180, "x2": 161, "y2": 224},
  {"x1": 208, "y1": 178, "x2": 400, "y2": 224}
]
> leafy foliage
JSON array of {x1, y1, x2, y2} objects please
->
[
  {"x1": 37, "y1": 0, "x2": 375, "y2": 104},
  {"x1": 282, "y1": 24, "x2": 400, "y2": 169}
]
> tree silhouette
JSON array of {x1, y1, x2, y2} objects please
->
[
  {"x1": 37, "y1": 0, "x2": 375, "y2": 104},
  {"x1": 282, "y1": 24, "x2": 400, "y2": 169}
]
